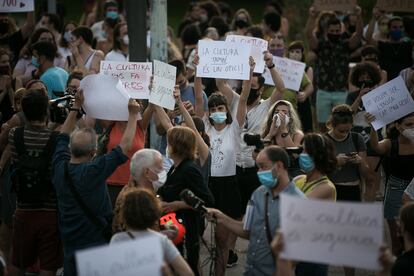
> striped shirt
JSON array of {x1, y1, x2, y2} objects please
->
[{"x1": 9, "y1": 126, "x2": 57, "y2": 210}]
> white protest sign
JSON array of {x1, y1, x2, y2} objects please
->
[
  {"x1": 263, "y1": 56, "x2": 305, "y2": 91},
  {"x1": 280, "y1": 194, "x2": 383, "y2": 270},
  {"x1": 361, "y1": 76, "x2": 414, "y2": 131},
  {"x1": 0, "y1": 0, "x2": 33, "y2": 12},
  {"x1": 149, "y1": 60, "x2": 176, "y2": 110},
  {"x1": 225, "y1": 35, "x2": 268, "y2": 74},
  {"x1": 196, "y1": 40, "x2": 250, "y2": 80},
  {"x1": 76, "y1": 235, "x2": 163, "y2": 276},
  {"x1": 100, "y1": 61, "x2": 152, "y2": 99},
  {"x1": 80, "y1": 74, "x2": 141, "y2": 121}
]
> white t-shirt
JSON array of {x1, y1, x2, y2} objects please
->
[
  {"x1": 404, "y1": 177, "x2": 414, "y2": 200},
  {"x1": 237, "y1": 98, "x2": 273, "y2": 168},
  {"x1": 205, "y1": 118, "x2": 242, "y2": 177},
  {"x1": 105, "y1": 50, "x2": 129, "y2": 62},
  {"x1": 110, "y1": 230, "x2": 179, "y2": 263}
]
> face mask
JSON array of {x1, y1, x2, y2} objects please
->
[
  {"x1": 288, "y1": 51, "x2": 302, "y2": 61},
  {"x1": 379, "y1": 25, "x2": 388, "y2": 35},
  {"x1": 106, "y1": 11, "x2": 118, "y2": 19},
  {"x1": 153, "y1": 170, "x2": 167, "y2": 191},
  {"x1": 257, "y1": 169, "x2": 278, "y2": 189},
  {"x1": 299, "y1": 153, "x2": 315, "y2": 173},
  {"x1": 63, "y1": 31, "x2": 72, "y2": 42},
  {"x1": 210, "y1": 112, "x2": 227, "y2": 124},
  {"x1": 247, "y1": 88, "x2": 260, "y2": 105},
  {"x1": 0, "y1": 65, "x2": 10, "y2": 75},
  {"x1": 389, "y1": 29, "x2": 403, "y2": 41},
  {"x1": 357, "y1": 79, "x2": 375, "y2": 89},
  {"x1": 270, "y1": 48, "x2": 284, "y2": 57},
  {"x1": 0, "y1": 20, "x2": 8, "y2": 34},
  {"x1": 327, "y1": 33, "x2": 341, "y2": 43},
  {"x1": 235, "y1": 19, "x2": 249, "y2": 29},
  {"x1": 199, "y1": 14, "x2": 208, "y2": 23},
  {"x1": 101, "y1": 31, "x2": 108, "y2": 39},
  {"x1": 31, "y1": 56, "x2": 40, "y2": 68},
  {"x1": 122, "y1": 34, "x2": 129, "y2": 45},
  {"x1": 348, "y1": 25, "x2": 356, "y2": 33},
  {"x1": 402, "y1": 128, "x2": 414, "y2": 141}
]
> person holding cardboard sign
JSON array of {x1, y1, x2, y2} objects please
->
[{"x1": 366, "y1": 112, "x2": 414, "y2": 256}]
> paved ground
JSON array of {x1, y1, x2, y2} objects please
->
[{"x1": 200, "y1": 222, "x2": 377, "y2": 276}]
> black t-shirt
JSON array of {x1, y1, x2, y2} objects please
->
[
  {"x1": 392, "y1": 249, "x2": 414, "y2": 276},
  {"x1": 0, "y1": 30, "x2": 25, "y2": 65},
  {"x1": 378, "y1": 40, "x2": 413, "y2": 80}
]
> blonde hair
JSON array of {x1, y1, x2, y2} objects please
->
[{"x1": 262, "y1": 100, "x2": 302, "y2": 138}]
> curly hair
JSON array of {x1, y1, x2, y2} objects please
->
[
  {"x1": 304, "y1": 133, "x2": 337, "y2": 174},
  {"x1": 349, "y1": 61, "x2": 382, "y2": 88}
]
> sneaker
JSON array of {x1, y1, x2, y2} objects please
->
[{"x1": 227, "y1": 249, "x2": 238, "y2": 268}]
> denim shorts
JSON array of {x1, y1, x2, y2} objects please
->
[
  {"x1": 316, "y1": 89, "x2": 347, "y2": 123},
  {"x1": 384, "y1": 175, "x2": 411, "y2": 219}
]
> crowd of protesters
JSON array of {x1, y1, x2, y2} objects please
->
[{"x1": 0, "y1": 0, "x2": 414, "y2": 276}]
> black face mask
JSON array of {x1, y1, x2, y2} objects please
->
[
  {"x1": 327, "y1": 33, "x2": 341, "y2": 43},
  {"x1": 348, "y1": 25, "x2": 356, "y2": 33},
  {"x1": 357, "y1": 79, "x2": 375, "y2": 89},
  {"x1": 247, "y1": 88, "x2": 260, "y2": 105},
  {"x1": 0, "y1": 20, "x2": 9, "y2": 34},
  {"x1": 234, "y1": 19, "x2": 249, "y2": 29}
]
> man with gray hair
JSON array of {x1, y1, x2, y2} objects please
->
[
  {"x1": 112, "y1": 148, "x2": 166, "y2": 232},
  {"x1": 52, "y1": 90, "x2": 141, "y2": 275}
]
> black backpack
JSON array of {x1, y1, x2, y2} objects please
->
[{"x1": 11, "y1": 127, "x2": 58, "y2": 203}]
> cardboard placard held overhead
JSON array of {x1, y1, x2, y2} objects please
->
[
  {"x1": 313, "y1": 0, "x2": 356, "y2": 11},
  {"x1": 0, "y1": 0, "x2": 34, "y2": 12},
  {"x1": 149, "y1": 60, "x2": 176, "y2": 110},
  {"x1": 376, "y1": 0, "x2": 414, "y2": 12},
  {"x1": 225, "y1": 35, "x2": 268, "y2": 74},
  {"x1": 280, "y1": 194, "x2": 383, "y2": 270},
  {"x1": 196, "y1": 40, "x2": 251, "y2": 80},
  {"x1": 361, "y1": 76, "x2": 414, "y2": 131},
  {"x1": 100, "y1": 61, "x2": 152, "y2": 99}
]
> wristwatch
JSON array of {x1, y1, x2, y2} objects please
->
[
  {"x1": 281, "y1": 132, "x2": 289, "y2": 138},
  {"x1": 267, "y1": 63, "x2": 275, "y2": 69}
]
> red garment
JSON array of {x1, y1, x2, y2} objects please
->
[{"x1": 106, "y1": 122, "x2": 145, "y2": 186}]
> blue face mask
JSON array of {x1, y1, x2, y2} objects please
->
[
  {"x1": 106, "y1": 11, "x2": 118, "y2": 19},
  {"x1": 389, "y1": 29, "x2": 403, "y2": 41},
  {"x1": 210, "y1": 112, "x2": 227, "y2": 124},
  {"x1": 299, "y1": 153, "x2": 315, "y2": 173},
  {"x1": 257, "y1": 169, "x2": 278, "y2": 189},
  {"x1": 31, "y1": 56, "x2": 40, "y2": 68}
]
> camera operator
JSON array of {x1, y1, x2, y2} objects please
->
[{"x1": 207, "y1": 146, "x2": 304, "y2": 276}]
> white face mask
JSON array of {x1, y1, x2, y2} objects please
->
[
  {"x1": 64, "y1": 31, "x2": 72, "y2": 42},
  {"x1": 402, "y1": 128, "x2": 414, "y2": 141},
  {"x1": 153, "y1": 170, "x2": 167, "y2": 191},
  {"x1": 122, "y1": 34, "x2": 129, "y2": 45}
]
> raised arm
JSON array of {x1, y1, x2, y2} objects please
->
[
  {"x1": 174, "y1": 87, "x2": 210, "y2": 166},
  {"x1": 154, "y1": 105, "x2": 174, "y2": 132},
  {"x1": 264, "y1": 51, "x2": 285, "y2": 105},
  {"x1": 119, "y1": 99, "x2": 141, "y2": 154},
  {"x1": 236, "y1": 57, "x2": 255, "y2": 127},
  {"x1": 139, "y1": 103, "x2": 154, "y2": 132},
  {"x1": 61, "y1": 90, "x2": 84, "y2": 135},
  {"x1": 192, "y1": 53, "x2": 206, "y2": 118},
  {"x1": 349, "y1": 6, "x2": 363, "y2": 50},
  {"x1": 306, "y1": 6, "x2": 319, "y2": 51},
  {"x1": 365, "y1": 7, "x2": 381, "y2": 47},
  {"x1": 20, "y1": 12, "x2": 35, "y2": 40},
  {"x1": 365, "y1": 113, "x2": 391, "y2": 155}
]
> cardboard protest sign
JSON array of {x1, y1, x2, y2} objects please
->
[
  {"x1": 149, "y1": 60, "x2": 176, "y2": 110},
  {"x1": 100, "y1": 61, "x2": 152, "y2": 99},
  {"x1": 225, "y1": 35, "x2": 268, "y2": 74},
  {"x1": 362, "y1": 76, "x2": 414, "y2": 131},
  {"x1": 376, "y1": 0, "x2": 414, "y2": 12},
  {"x1": 313, "y1": 0, "x2": 356, "y2": 11},
  {"x1": 263, "y1": 56, "x2": 305, "y2": 91},
  {"x1": 196, "y1": 40, "x2": 251, "y2": 80},
  {"x1": 280, "y1": 194, "x2": 383, "y2": 270},
  {"x1": 0, "y1": 0, "x2": 34, "y2": 12},
  {"x1": 76, "y1": 235, "x2": 163, "y2": 276},
  {"x1": 80, "y1": 74, "x2": 141, "y2": 121}
]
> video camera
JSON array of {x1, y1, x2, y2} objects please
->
[
  {"x1": 244, "y1": 133, "x2": 271, "y2": 152},
  {"x1": 49, "y1": 93, "x2": 82, "y2": 124}
]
